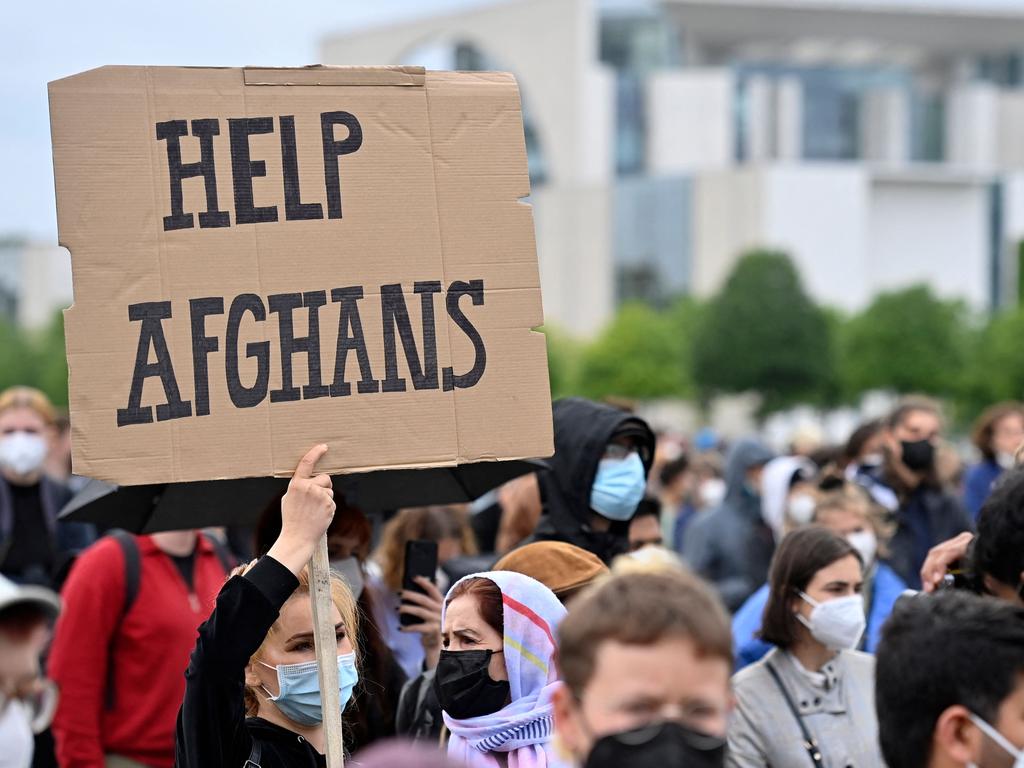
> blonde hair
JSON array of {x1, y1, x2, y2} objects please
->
[
  {"x1": 238, "y1": 561, "x2": 360, "y2": 717},
  {"x1": 813, "y1": 482, "x2": 894, "y2": 556},
  {"x1": 0, "y1": 386, "x2": 56, "y2": 426},
  {"x1": 372, "y1": 506, "x2": 477, "y2": 592}
]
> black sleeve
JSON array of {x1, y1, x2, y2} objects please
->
[{"x1": 175, "y1": 556, "x2": 299, "y2": 768}]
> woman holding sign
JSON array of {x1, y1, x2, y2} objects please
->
[{"x1": 175, "y1": 445, "x2": 359, "y2": 767}]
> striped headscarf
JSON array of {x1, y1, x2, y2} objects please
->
[{"x1": 441, "y1": 570, "x2": 569, "y2": 768}]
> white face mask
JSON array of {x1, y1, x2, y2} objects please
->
[
  {"x1": 0, "y1": 432, "x2": 48, "y2": 477},
  {"x1": 786, "y1": 493, "x2": 817, "y2": 526},
  {"x1": 996, "y1": 451, "x2": 1017, "y2": 470},
  {"x1": 330, "y1": 556, "x2": 365, "y2": 600},
  {"x1": 699, "y1": 478, "x2": 726, "y2": 509},
  {"x1": 796, "y1": 591, "x2": 866, "y2": 651},
  {"x1": 846, "y1": 530, "x2": 878, "y2": 566},
  {"x1": 968, "y1": 713, "x2": 1024, "y2": 768}
]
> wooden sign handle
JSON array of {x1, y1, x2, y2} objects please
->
[{"x1": 310, "y1": 533, "x2": 345, "y2": 767}]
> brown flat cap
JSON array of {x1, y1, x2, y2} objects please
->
[{"x1": 494, "y1": 541, "x2": 609, "y2": 598}]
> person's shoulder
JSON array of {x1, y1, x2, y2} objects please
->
[
  {"x1": 731, "y1": 651, "x2": 775, "y2": 690},
  {"x1": 839, "y1": 649, "x2": 876, "y2": 675}
]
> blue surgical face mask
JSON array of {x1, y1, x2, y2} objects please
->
[
  {"x1": 259, "y1": 651, "x2": 358, "y2": 727},
  {"x1": 590, "y1": 452, "x2": 647, "y2": 521}
]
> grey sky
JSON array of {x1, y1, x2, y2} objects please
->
[{"x1": 1, "y1": 0, "x2": 492, "y2": 241}]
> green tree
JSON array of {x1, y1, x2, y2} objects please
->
[
  {"x1": 0, "y1": 319, "x2": 39, "y2": 392},
  {"x1": 958, "y1": 307, "x2": 1024, "y2": 414},
  {"x1": 540, "y1": 324, "x2": 583, "y2": 399},
  {"x1": 839, "y1": 285, "x2": 971, "y2": 399},
  {"x1": 692, "y1": 250, "x2": 833, "y2": 413},
  {"x1": 33, "y1": 311, "x2": 70, "y2": 406},
  {"x1": 577, "y1": 300, "x2": 697, "y2": 401}
]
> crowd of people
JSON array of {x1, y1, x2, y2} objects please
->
[{"x1": 1, "y1": 385, "x2": 1023, "y2": 767}]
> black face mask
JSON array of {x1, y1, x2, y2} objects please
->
[
  {"x1": 583, "y1": 721, "x2": 726, "y2": 768},
  {"x1": 900, "y1": 439, "x2": 935, "y2": 472},
  {"x1": 433, "y1": 649, "x2": 510, "y2": 720}
]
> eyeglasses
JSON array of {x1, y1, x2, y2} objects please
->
[{"x1": 603, "y1": 443, "x2": 638, "y2": 461}]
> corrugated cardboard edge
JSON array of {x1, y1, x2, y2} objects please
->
[{"x1": 243, "y1": 65, "x2": 426, "y2": 87}]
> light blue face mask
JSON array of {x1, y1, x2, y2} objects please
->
[
  {"x1": 590, "y1": 452, "x2": 647, "y2": 521},
  {"x1": 260, "y1": 651, "x2": 358, "y2": 727}
]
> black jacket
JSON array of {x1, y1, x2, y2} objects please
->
[
  {"x1": 174, "y1": 556, "x2": 327, "y2": 768},
  {"x1": 0, "y1": 475, "x2": 95, "y2": 588},
  {"x1": 532, "y1": 397, "x2": 655, "y2": 563},
  {"x1": 886, "y1": 484, "x2": 974, "y2": 590}
]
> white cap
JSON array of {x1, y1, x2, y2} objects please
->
[{"x1": 0, "y1": 574, "x2": 60, "y2": 621}]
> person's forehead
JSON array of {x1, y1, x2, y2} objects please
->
[
  {"x1": 0, "y1": 407, "x2": 46, "y2": 430},
  {"x1": 901, "y1": 409, "x2": 940, "y2": 431},
  {"x1": 444, "y1": 594, "x2": 483, "y2": 631},
  {"x1": 587, "y1": 636, "x2": 729, "y2": 697},
  {"x1": 276, "y1": 594, "x2": 342, "y2": 637},
  {"x1": 816, "y1": 506, "x2": 866, "y2": 532},
  {"x1": 810, "y1": 554, "x2": 862, "y2": 584}
]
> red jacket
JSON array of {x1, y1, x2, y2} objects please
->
[{"x1": 49, "y1": 534, "x2": 228, "y2": 768}]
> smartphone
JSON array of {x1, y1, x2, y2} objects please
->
[{"x1": 401, "y1": 540, "x2": 439, "y2": 627}]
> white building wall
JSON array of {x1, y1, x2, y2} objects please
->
[
  {"x1": 761, "y1": 166, "x2": 870, "y2": 312},
  {"x1": 322, "y1": 0, "x2": 611, "y2": 187},
  {"x1": 645, "y1": 69, "x2": 735, "y2": 174},
  {"x1": 531, "y1": 185, "x2": 614, "y2": 336},
  {"x1": 693, "y1": 165, "x2": 993, "y2": 313},
  {"x1": 17, "y1": 244, "x2": 73, "y2": 330},
  {"x1": 866, "y1": 174, "x2": 990, "y2": 309},
  {"x1": 691, "y1": 167, "x2": 764, "y2": 297},
  {"x1": 321, "y1": 0, "x2": 615, "y2": 337},
  {"x1": 946, "y1": 82, "x2": 999, "y2": 169}
]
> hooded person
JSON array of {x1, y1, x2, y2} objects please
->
[
  {"x1": 759, "y1": 456, "x2": 818, "y2": 544},
  {"x1": 531, "y1": 398, "x2": 655, "y2": 564},
  {"x1": 681, "y1": 438, "x2": 775, "y2": 612},
  {"x1": 436, "y1": 571, "x2": 567, "y2": 767}
]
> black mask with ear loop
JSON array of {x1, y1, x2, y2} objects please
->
[
  {"x1": 433, "y1": 649, "x2": 510, "y2": 720},
  {"x1": 583, "y1": 721, "x2": 726, "y2": 768}
]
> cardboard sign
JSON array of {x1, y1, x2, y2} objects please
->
[{"x1": 49, "y1": 65, "x2": 552, "y2": 484}]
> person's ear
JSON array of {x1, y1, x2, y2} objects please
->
[
  {"x1": 933, "y1": 705, "x2": 981, "y2": 765},
  {"x1": 552, "y1": 682, "x2": 588, "y2": 760},
  {"x1": 244, "y1": 661, "x2": 266, "y2": 693}
]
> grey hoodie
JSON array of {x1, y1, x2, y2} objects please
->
[{"x1": 682, "y1": 438, "x2": 775, "y2": 611}]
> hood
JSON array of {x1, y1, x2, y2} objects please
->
[
  {"x1": 723, "y1": 438, "x2": 775, "y2": 501},
  {"x1": 537, "y1": 397, "x2": 655, "y2": 544},
  {"x1": 760, "y1": 455, "x2": 817, "y2": 541}
]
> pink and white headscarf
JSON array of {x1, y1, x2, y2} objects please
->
[{"x1": 441, "y1": 570, "x2": 569, "y2": 768}]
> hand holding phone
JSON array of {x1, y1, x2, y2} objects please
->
[{"x1": 400, "y1": 540, "x2": 439, "y2": 627}]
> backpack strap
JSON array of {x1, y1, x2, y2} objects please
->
[
  {"x1": 765, "y1": 661, "x2": 824, "y2": 768},
  {"x1": 105, "y1": 530, "x2": 140, "y2": 711},
  {"x1": 200, "y1": 531, "x2": 237, "y2": 574},
  {"x1": 243, "y1": 740, "x2": 262, "y2": 768}
]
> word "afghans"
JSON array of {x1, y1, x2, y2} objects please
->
[
  {"x1": 157, "y1": 111, "x2": 362, "y2": 231},
  {"x1": 116, "y1": 279, "x2": 486, "y2": 427}
]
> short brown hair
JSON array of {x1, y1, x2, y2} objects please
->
[
  {"x1": 971, "y1": 401, "x2": 1024, "y2": 461},
  {"x1": 557, "y1": 570, "x2": 731, "y2": 697},
  {"x1": 446, "y1": 577, "x2": 503, "y2": 635},
  {"x1": 887, "y1": 395, "x2": 943, "y2": 431},
  {"x1": 759, "y1": 527, "x2": 861, "y2": 649}
]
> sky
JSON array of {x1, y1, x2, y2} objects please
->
[
  {"x1": 8, "y1": 0, "x2": 1024, "y2": 242},
  {"x1": 1, "y1": 0, "x2": 494, "y2": 242}
]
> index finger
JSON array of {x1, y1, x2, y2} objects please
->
[{"x1": 293, "y1": 444, "x2": 329, "y2": 480}]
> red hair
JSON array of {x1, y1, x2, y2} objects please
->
[{"x1": 447, "y1": 577, "x2": 503, "y2": 635}]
